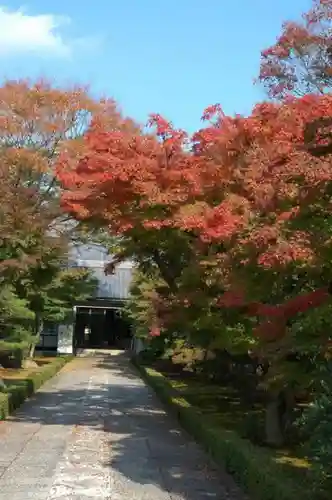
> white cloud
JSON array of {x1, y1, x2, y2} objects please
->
[{"x1": 0, "y1": 6, "x2": 77, "y2": 57}]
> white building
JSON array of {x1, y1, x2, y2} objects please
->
[{"x1": 37, "y1": 244, "x2": 135, "y2": 354}]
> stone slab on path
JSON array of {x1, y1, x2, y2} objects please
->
[{"x1": 0, "y1": 352, "x2": 247, "y2": 500}]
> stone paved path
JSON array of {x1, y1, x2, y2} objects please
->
[{"x1": 0, "y1": 352, "x2": 247, "y2": 500}]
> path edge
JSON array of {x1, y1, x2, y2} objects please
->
[
  {"x1": 0, "y1": 355, "x2": 73, "y2": 420},
  {"x1": 131, "y1": 357, "x2": 310, "y2": 500}
]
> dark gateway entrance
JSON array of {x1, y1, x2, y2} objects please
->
[{"x1": 74, "y1": 299, "x2": 132, "y2": 350}]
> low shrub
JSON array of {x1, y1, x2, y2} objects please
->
[
  {"x1": 0, "y1": 355, "x2": 71, "y2": 420},
  {"x1": 0, "y1": 341, "x2": 30, "y2": 368},
  {"x1": 136, "y1": 348, "x2": 159, "y2": 365},
  {"x1": 171, "y1": 346, "x2": 205, "y2": 368},
  {"x1": 295, "y1": 363, "x2": 332, "y2": 496},
  {"x1": 133, "y1": 359, "x2": 317, "y2": 500}
]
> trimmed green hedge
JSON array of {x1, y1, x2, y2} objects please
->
[
  {"x1": 0, "y1": 356, "x2": 72, "y2": 420},
  {"x1": 133, "y1": 359, "x2": 313, "y2": 500}
]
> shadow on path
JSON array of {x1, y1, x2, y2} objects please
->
[{"x1": 0, "y1": 352, "x2": 247, "y2": 500}]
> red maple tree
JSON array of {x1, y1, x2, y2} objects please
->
[
  {"x1": 187, "y1": 90, "x2": 332, "y2": 342},
  {"x1": 259, "y1": 0, "x2": 332, "y2": 99},
  {"x1": 56, "y1": 79, "x2": 332, "y2": 345}
]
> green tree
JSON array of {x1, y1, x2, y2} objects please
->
[{"x1": 0, "y1": 285, "x2": 34, "y2": 369}]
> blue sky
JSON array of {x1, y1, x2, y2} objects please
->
[{"x1": 0, "y1": 1, "x2": 311, "y2": 132}]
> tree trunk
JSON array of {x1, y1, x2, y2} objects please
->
[
  {"x1": 203, "y1": 348, "x2": 209, "y2": 362},
  {"x1": 152, "y1": 250, "x2": 178, "y2": 292},
  {"x1": 264, "y1": 388, "x2": 295, "y2": 447},
  {"x1": 265, "y1": 392, "x2": 284, "y2": 447},
  {"x1": 29, "y1": 314, "x2": 44, "y2": 359},
  {"x1": 0, "y1": 364, "x2": 5, "y2": 392},
  {"x1": 29, "y1": 343, "x2": 37, "y2": 359},
  {"x1": 280, "y1": 387, "x2": 296, "y2": 436}
]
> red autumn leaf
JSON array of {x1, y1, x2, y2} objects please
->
[{"x1": 259, "y1": 0, "x2": 332, "y2": 99}]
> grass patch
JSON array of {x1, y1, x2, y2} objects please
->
[
  {"x1": 0, "y1": 355, "x2": 72, "y2": 420},
  {"x1": 133, "y1": 359, "x2": 323, "y2": 500},
  {"x1": 169, "y1": 378, "x2": 260, "y2": 432}
]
